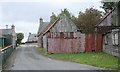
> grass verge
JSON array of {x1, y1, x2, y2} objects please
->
[{"x1": 35, "y1": 47, "x2": 120, "y2": 70}]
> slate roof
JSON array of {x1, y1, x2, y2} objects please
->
[
  {"x1": 0, "y1": 25, "x2": 17, "y2": 40},
  {"x1": 42, "y1": 14, "x2": 79, "y2": 35},
  {"x1": 0, "y1": 29, "x2": 13, "y2": 35},
  {"x1": 27, "y1": 34, "x2": 38, "y2": 42},
  {"x1": 37, "y1": 22, "x2": 49, "y2": 36},
  {"x1": 42, "y1": 18, "x2": 60, "y2": 35}
]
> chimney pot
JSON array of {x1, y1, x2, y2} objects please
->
[
  {"x1": 11, "y1": 24, "x2": 15, "y2": 29},
  {"x1": 39, "y1": 18, "x2": 43, "y2": 25},
  {"x1": 6, "y1": 25, "x2": 8, "y2": 29},
  {"x1": 29, "y1": 32, "x2": 31, "y2": 35}
]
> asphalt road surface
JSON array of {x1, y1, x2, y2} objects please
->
[{"x1": 11, "y1": 45, "x2": 102, "y2": 70}]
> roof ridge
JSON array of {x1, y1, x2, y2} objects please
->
[{"x1": 42, "y1": 14, "x2": 78, "y2": 35}]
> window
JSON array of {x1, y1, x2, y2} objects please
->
[
  {"x1": 112, "y1": 33, "x2": 118, "y2": 45},
  {"x1": 105, "y1": 35, "x2": 108, "y2": 45}
]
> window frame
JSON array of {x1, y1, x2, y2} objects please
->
[
  {"x1": 104, "y1": 34, "x2": 108, "y2": 45},
  {"x1": 112, "y1": 33, "x2": 119, "y2": 46}
]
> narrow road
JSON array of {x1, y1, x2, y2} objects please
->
[{"x1": 11, "y1": 45, "x2": 101, "y2": 70}]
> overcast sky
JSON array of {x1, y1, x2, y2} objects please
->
[{"x1": 0, "y1": 0, "x2": 104, "y2": 42}]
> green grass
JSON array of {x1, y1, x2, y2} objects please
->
[{"x1": 35, "y1": 47, "x2": 120, "y2": 70}]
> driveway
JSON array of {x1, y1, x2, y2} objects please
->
[{"x1": 10, "y1": 45, "x2": 102, "y2": 70}]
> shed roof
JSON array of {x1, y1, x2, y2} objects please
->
[
  {"x1": 42, "y1": 18, "x2": 60, "y2": 35},
  {"x1": 37, "y1": 22, "x2": 49, "y2": 36},
  {"x1": 42, "y1": 14, "x2": 79, "y2": 35}
]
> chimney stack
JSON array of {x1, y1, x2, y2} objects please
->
[
  {"x1": 6, "y1": 25, "x2": 8, "y2": 29},
  {"x1": 39, "y1": 18, "x2": 43, "y2": 25},
  {"x1": 11, "y1": 24, "x2": 15, "y2": 30},
  {"x1": 29, "y1": 32, "x2": 31, "y2": 35}
]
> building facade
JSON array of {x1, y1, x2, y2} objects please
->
[
  {"x1": 42, "y1": 14, "x2": 85, "y2": 53},
  {"x1": 97, "y1": 4, "x2": 120, "y2": 57},
  {"x1": 0, "y1": 25, "x2": 17, "y2": 49},
  {"x1": 37, "y1": 18, "x2": 49, "y2": 47},
  {"x1": 26, "y1": 33, "x2": 37, "y2": 43}
]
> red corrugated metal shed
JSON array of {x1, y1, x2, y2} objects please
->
[
  {"x1": 47, "y1": 32, "x2": 84, "y2": 53},
  {"x1": 85, "y1": 33, "x2": 102, "y2": 52},
  {"x1": 95, "y1": 33, "x2": 102, "y2": 52}
]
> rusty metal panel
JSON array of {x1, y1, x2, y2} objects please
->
[
  {"x1": 85, "y1": 33, "x2": 95, "y2": 52},
  {"x1": 85, "y1": 34, "x2": 91, "y2": 52},
  {"x1": 85, "y1": 33, "x2": 102, "y2": 52},
  {"x1": 48, "y1": 38, "x2": 59, "y2": 53},
  {"x1": 80, "y1": 34, "x2": 85, "y2": 52},
  {"x1": 48, "y1": 38, "x2": 53, "y2": 52},
  {"x1": 72, "y1": 38, "x2": 80, "y2": 53},
  {"x1": 91, "y1": 34, "x2": 95, "y2": 51},
  {"x1": 45, "y1": 32, "x2": 102, "y2": 53},
  {"x1": 46, "y1": 32, "x2": 86, "y2": 53},
  {"x1": 96, "y1": 33, "x2": 102, "y2": 52}
]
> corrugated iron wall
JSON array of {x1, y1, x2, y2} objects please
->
[
  {"x1": 85, "y1": 33, "x2": 95, "y2": 52},
  {"x1": 95, "y1": 33, "x2": 102, "y2": 52},
  {"x1": 85, "y1": 33, "x2": 102, "y2": 52},
  {"x1": 43, "y1": 32, "x2": 102, "y2": 53},
  {"x1": 45, "y1": 32, "x2": 85, "y2": 53}
]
